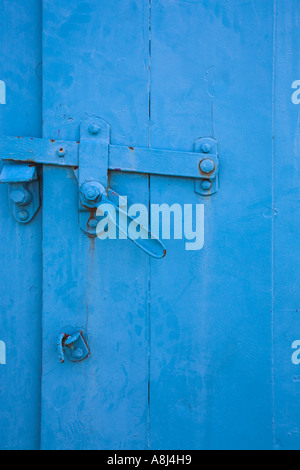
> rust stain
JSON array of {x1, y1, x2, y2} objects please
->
[
  {"x1": 49, "y1": 139, "x2": 56, "y2": 143},
  {"x1": 87, "y1": 208, "x2": 96, "y2": 226},
  {"x1": 128, "y1": 146, "x2": 134, "y2": 151},
  {"x1": 85, "y1": 301, "x2": 90, "y2": 331},
  {"x1": 5, "y1": 158, "x2": 33, "y2": 163}
]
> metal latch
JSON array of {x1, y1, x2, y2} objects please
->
[
  {"x1": 0, "y1": 117, "x2": 219, "y2": 256},
  {"x1": 0, "y1": 162, "x2": 40, "y2": 224}
]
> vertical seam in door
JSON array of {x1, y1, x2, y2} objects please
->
[
  {"x1": 38, "y1": 0, "x2": 45, "y2": 451},
  {"x1": 148, "y1": 0, "x2": 152, "y2": 149},
  {"x1": 37, "y1": 0, "x2": 43, "y2": 450},
  {"x1": 147, "y1": 0, "x2": 152, "y2": 450},
  {"x1": 271, "y1": 0, "x2": 277, "y2": 450}
]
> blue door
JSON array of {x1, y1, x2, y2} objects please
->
[
  {"x1": 0, "y1": 0, "x2": 42, "y2": 450},
  {"x1": 1, "y1": 0, "x2": 300, "y2": 451}
]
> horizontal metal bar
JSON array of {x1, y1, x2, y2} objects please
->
[
  {"x1": 109, "y1": 145, "x2": 207, "y2": 179},
  {"x1": 0, "y1": 136, "x2": 79, "y2": 167},
  {"x1": 0, "y1": 136, "x2": 215, "y2": 179}
]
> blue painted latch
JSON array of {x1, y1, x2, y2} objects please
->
[
  {"x1": 0, "y1": 117, "x2": 219, "y2": 251},
  {"x1": 57, "y1": 327, "x2": 90, "y2": 364},
  {"x1": 0, "y1": 162, "x2": 40, "y2": 223}
]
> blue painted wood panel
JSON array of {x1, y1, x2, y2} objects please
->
[
  {"x1": 41, "y1": 0, "x2": 151, "y2": 450},
  {"x1": 273, "y1": 0, "x2": 300, "y2": 450},
  {"x1": 0, "y1": 0, "x2": 42, "y2": 450},
  {"x1": 149, "y1": 0, "x2": 274, "y2": 450},
  {"x1": 1, "y1": 0, "x2": 300, "y2": 451}
]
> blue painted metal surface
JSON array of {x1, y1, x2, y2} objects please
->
[
  {"x1": 1, "y1": 0, "x2": 300, "y2": 451},
  {"x1": 273, "y1": 0, "x2": 300, "y2": 451},
  {"x1": 0, "y1": 0, "x2": 42, "y2": 450}
]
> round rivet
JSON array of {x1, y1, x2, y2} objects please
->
[
  {"x1": 199, "y1": 158, "x2": 215, "y2": 174},
  {"x1": 201, "y1": 143, "x2": 212, "y2": 154},
  {"x1": 18, "y1": 210, "x2": 29, "y2": 222},
  {"x1": 89, "y1": 124, "x2": 101, "y2": 135},
  {"x1": 88, "y1": 218, "x2": 98, "y2": 229},
  {"x1": 202, "y1": 180, "x2": 212, "y2": 190}
]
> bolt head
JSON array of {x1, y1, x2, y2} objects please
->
[
  {"x1": 201, "y1": 143, "x2": 212, "y2": 154},
  {"x1": 89, "y1": 124, "x2": 101, "y2": 135},
  {"x1": 199, "y1": 158, "x2": 215, "y2": 174},
  {"x1": 201, "y1": 180, "x2": 212, "y2": 190},
  {"x1": 80, "y1": 182, "x2": 105, "y2": 207},
  {"x1": 88, "y1": 218, "x2": 98, "y2": 229},
  {"x1": 10, "y1": 189, "x2": 30, "y2": 206},
  {"x1": 18, "y1": 210, "x2": 29, "y2": 222}
]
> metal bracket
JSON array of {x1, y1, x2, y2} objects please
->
[
  {"x1": 194, "y1": 137, "x2": 219, "y2": 196},
  {"x1": 0, "y1": 163, "x2": 40, "y2": 224}
]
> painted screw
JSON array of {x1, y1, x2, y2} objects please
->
[
  {"x1": 201, "y1": 180, "x2": 212, "y2": 190},
  {"x1": 89, "y1": 124, "x2": 101, "y2": 135},
  {"x1": 80, "y1": 182, "x2": 105, "y2": 206},
  {"x1": 201, "y1": 143, "x2": 212, "y2": 154},
  {"x1": 18, "y1": 210, "x2": 29, "y2": 222},
  {"x1": 85, "y1": 187, "x2": 100, "y2": 201},
  {"x1": 88, "y1": 218, "x2": 98, "y2": 229},
  {"x1": 199, "y1": 159, "x2": 215, "y2": 174}
]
